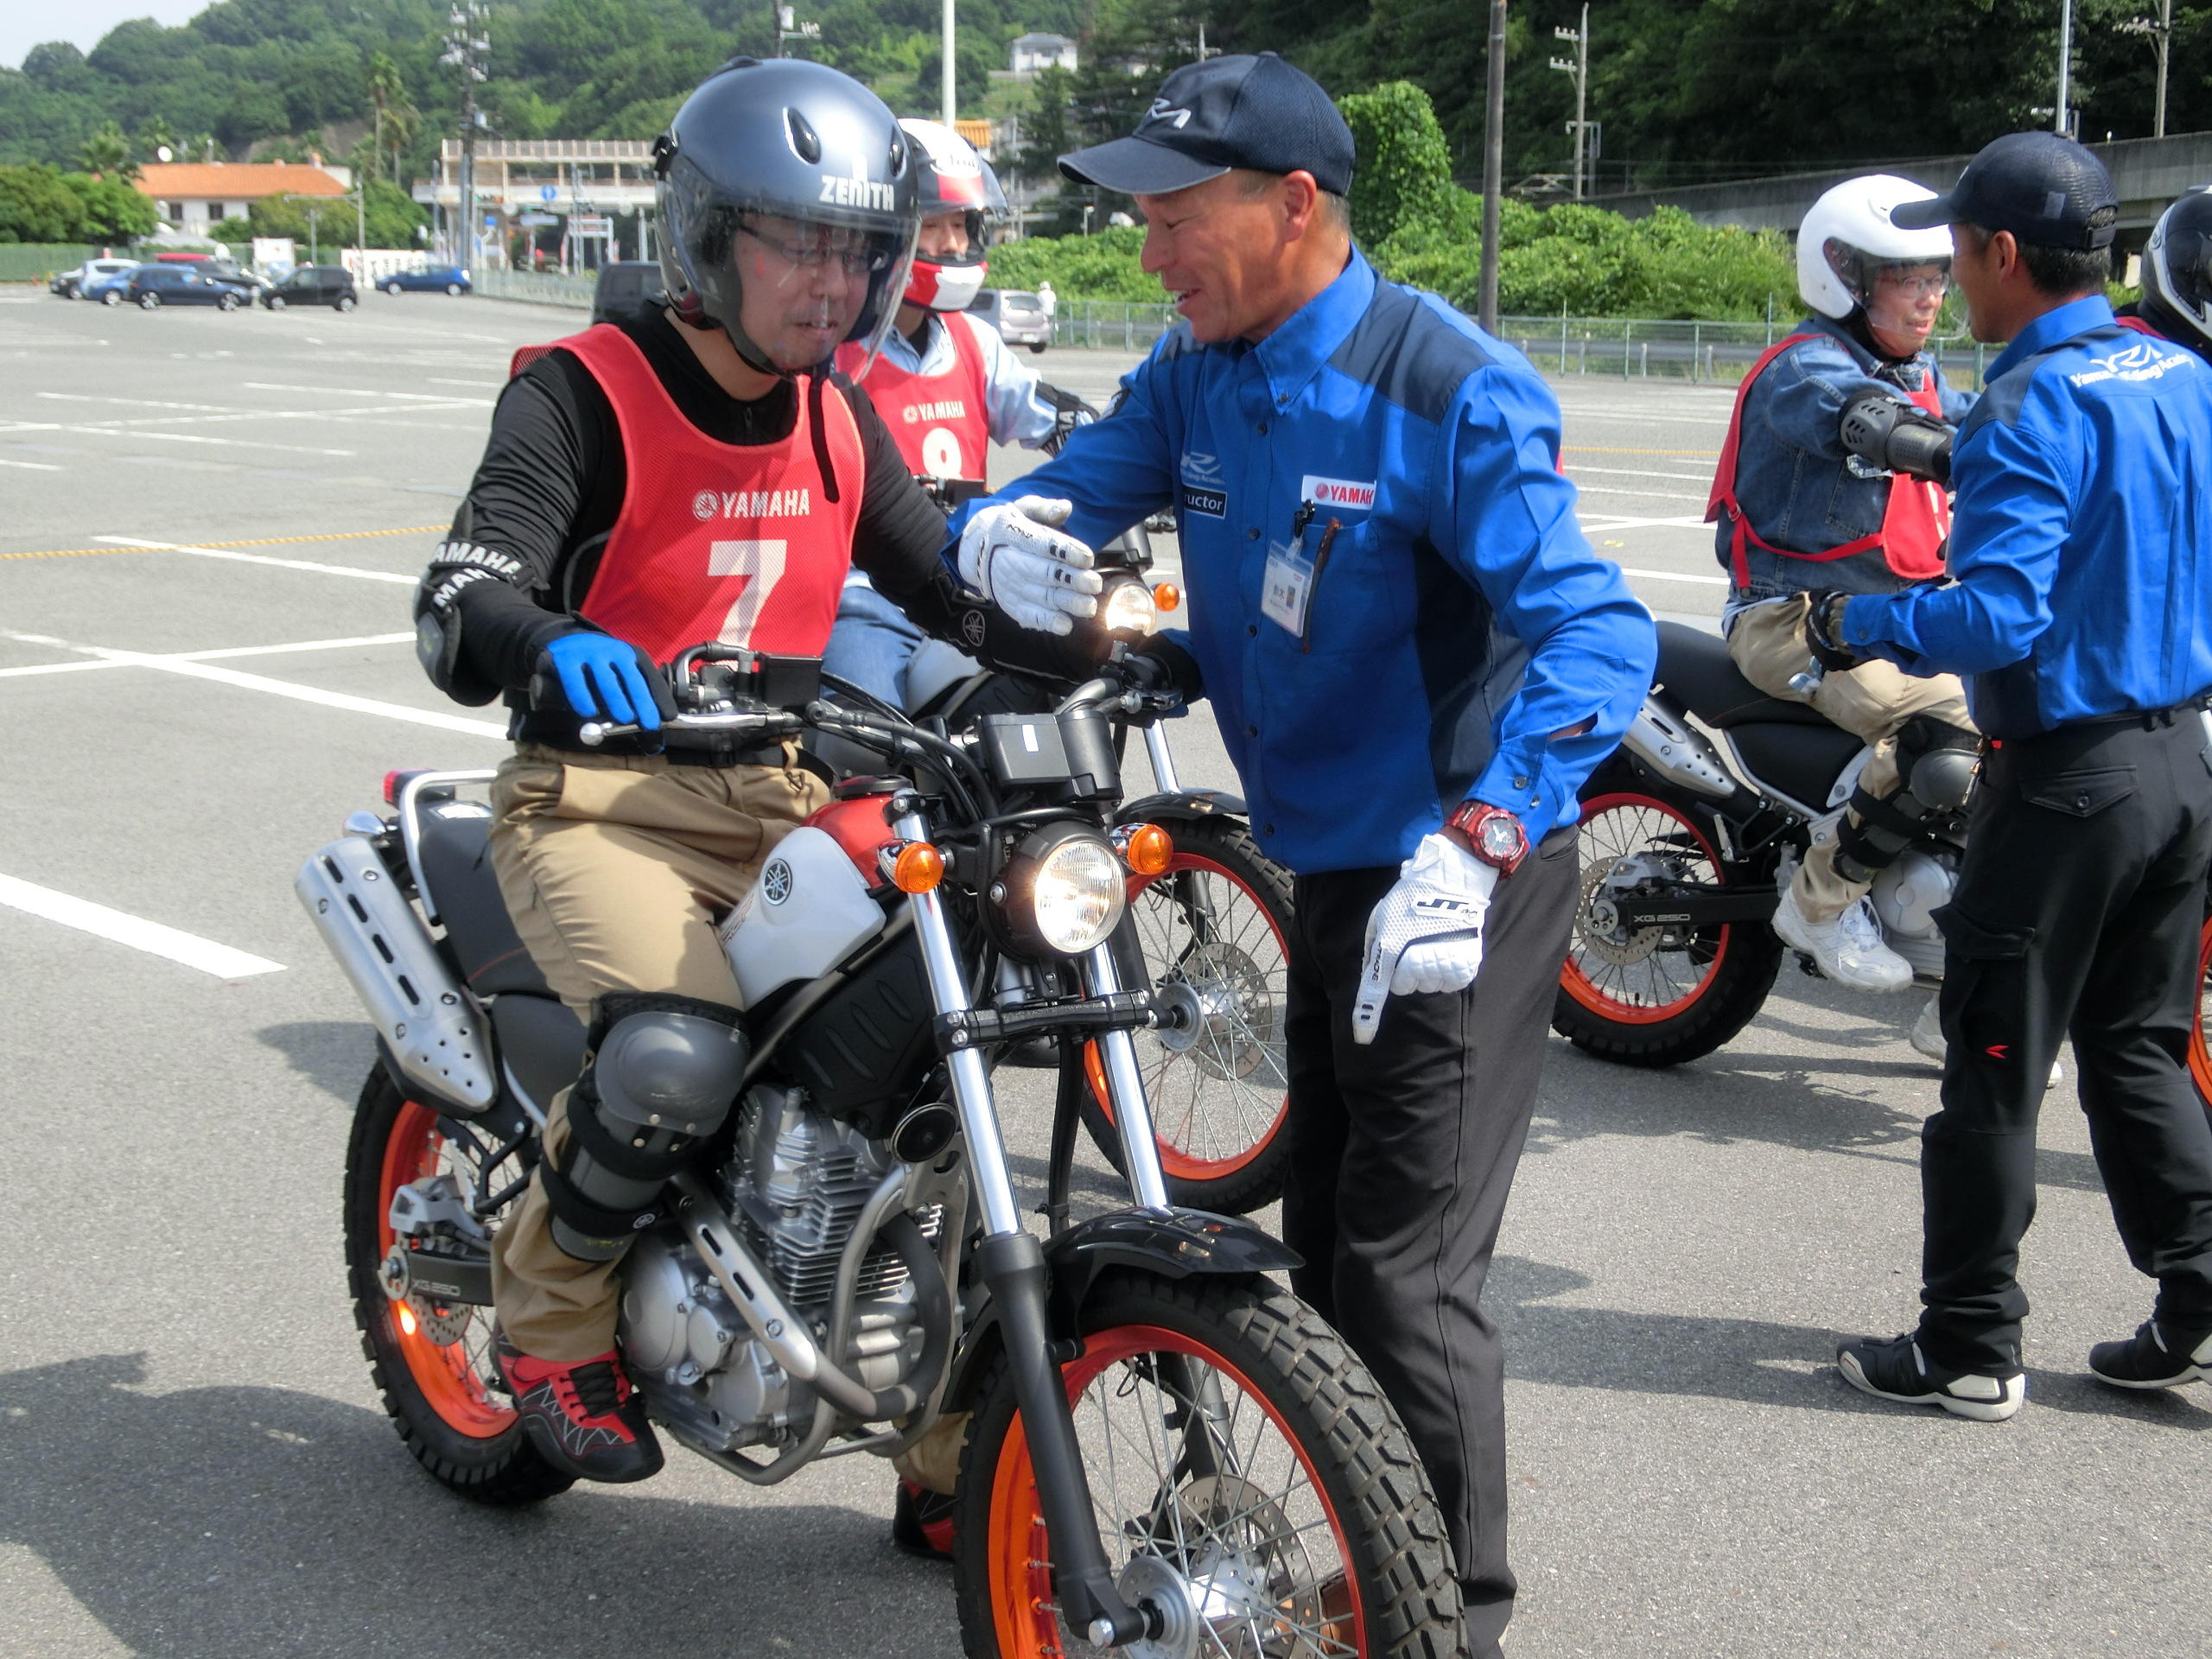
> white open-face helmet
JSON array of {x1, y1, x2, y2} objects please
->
[{"x1": 1797, "y1": 175, "x2": 1955, "y2": 323}]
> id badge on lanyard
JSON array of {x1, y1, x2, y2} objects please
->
[{"x1": 1261, "y1": 502, "x2": 1341, "y2": 646}]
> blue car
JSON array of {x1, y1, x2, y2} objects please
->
[
  {"x1": 84, "y1": 264, "x2": 153, "y2": 306},
  {"x1": 126, "y1": 264, "x2": 245, "y2": 311},
  {"x1": 378, "y1": 264, "x2": 472, "y2": 296}
]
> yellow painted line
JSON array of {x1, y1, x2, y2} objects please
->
[{"x1": 2, "y1": 525, "x2": 443, "y2": 563}]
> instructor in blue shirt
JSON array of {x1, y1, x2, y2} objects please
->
[
  {"x1": 949, "y1": 53, "x2": 1654, "y2": 1653},
  {"x1": 1803, "y1": 134, "x2": 2212, "y2": 1419}
]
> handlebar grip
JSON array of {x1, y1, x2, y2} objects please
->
[{"x1": 576, "y1": 721, "x2": 637, "y2": 747}]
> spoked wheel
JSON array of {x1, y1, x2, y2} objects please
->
[
  {"x1": 1552, "y1": 781, "x2": 1782, "y2": 1067},
  {"x1": 342, "y1": 1067, "x2": 570, "y2": 1504},
  {"x1": 1081, "y1": 820, "x2": 1294, "y2": 1215},
  {"x1": 954, "y1": 1272, "x2": 1461, "y2": 1659},
  {"x1": 2189, "y1": 908, "x2": 2212, "y2": 1124}
]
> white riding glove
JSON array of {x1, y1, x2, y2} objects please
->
[
  {"x1": 1351, "y1": 832, "x2": 1500, "y2": 1046},
  {"x1": 956, "y1": 495, "x2": 1104, "y2": 636}
]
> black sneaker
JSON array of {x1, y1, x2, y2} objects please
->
[
  {"x1": 2088, "y1": 1319, "x2": 2212, "y2": 1390},
  {"x1": 1836, "y1": 1332, "x2": 2024, "y2": 1421},
  {"x1": 496, "y1": 1331, "x2": 665, "y2": 1483},
  {"x1": 891, "y1": 1478, "x2": 957, "y2": 1560}
]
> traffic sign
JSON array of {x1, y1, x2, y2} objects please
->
[
  {"x1": 518, "y1": 213, "x2": 558, "y2": 226},
  {"x1": 571, "y1": 215, "x2": 613, "y2": 237},
  {"x1": 540, "y1": 184, "x2": 558, "y2": 203}
]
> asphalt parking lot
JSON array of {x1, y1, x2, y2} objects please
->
[{"x1": 1, "y1": 286, "x2": 2203, "y2": 1658}]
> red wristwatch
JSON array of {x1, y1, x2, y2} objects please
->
[{"x1": 1444, "y1": 801, "x2": 1529, "y2": 875}]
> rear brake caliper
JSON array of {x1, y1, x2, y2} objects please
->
[{"x1": 382, "y1": 1174, "x2": 493, "y2": 1345}]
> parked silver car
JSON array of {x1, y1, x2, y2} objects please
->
[
  {"x1": 968, "y1": 288, "x2": 1051, "y2": 353},
  {"x1": 51, "y1": 257, "x2": 140, "y2": 299}
]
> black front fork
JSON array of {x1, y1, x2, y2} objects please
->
[{"x1": 975, "y1": 1231, "x2": 1148, "y2": 1647}]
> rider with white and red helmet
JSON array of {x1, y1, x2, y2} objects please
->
[{"x1": 825, "y1": 118, "x2": 1065, "y2": 707}]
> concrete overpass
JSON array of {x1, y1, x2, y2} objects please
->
[{"x1": 1590, "y1": 130, "x2": 2212, "y2": 245}]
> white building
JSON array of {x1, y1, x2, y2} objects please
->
[{"x1": 1010, "y1": 33, "x2": 1077, "y2": 74}]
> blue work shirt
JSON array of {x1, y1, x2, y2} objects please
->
[
  {"x1": 1841, "y1": 295, "x2": 2212, "y2": 737},
  {"x1": 949, "y1": 251, "x2": 1655, "y2": 874},
  {"x1": 1721, "y1": 314, "x2": 1974, "y2": 604}
]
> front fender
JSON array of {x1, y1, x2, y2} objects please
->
[
  {"x1": 941, "y1": 1209, "x2": 1300, "y2": 1413},
  {"x1": 1118, "y1": 787, "x2": 1247, "y2": 823}
]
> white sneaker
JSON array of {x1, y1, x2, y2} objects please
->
[
  {"x1": 1773, "y1": 887, "x2": 1913, "y2": 993},
  {"x1": 1908, "y1": 989, "x2": 2063, "y2": 1084}
]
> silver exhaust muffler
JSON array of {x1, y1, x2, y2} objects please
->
[
  {"x1": 1620, "y1": 699, "x2": 1745, "y2": 802},
  {"x1": 296, "y1": 836, "x2": 497, "y2": 1112}
]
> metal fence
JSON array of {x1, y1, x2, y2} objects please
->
[
  {"x1": 473, "y1": 267, "x2": 600, "y2": 308},
  {"x1": 1496, "y1": 315, "x2": 1993, "y2": 391},
  {"x1": 0, "y1": 244, "x2": 112, "y2": 283},
  {"x1": 1046, "y1": 301, "x2": 1994, "y2": 391}
]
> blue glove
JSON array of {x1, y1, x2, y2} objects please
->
[{"x1": 537, "y1": 632, "x2": 662, "y2": 730}]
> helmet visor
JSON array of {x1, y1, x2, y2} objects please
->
[{"x1": 663, "y1": 175, "x2": 917, "y2": 374}]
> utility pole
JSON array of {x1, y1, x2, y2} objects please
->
[
  {"x1": 1549, "y1": 3, "x2": 1591, "y2": 200},
  {"x1": 2120, "y1": 0, "x2": 2174, "y2": 138},
  {"x1": 2055, "y1": 0, "x2": 2074, "y2": 137},
  {"x1": 777, "y1": 4, "x2": 820, "y2": 56},
  {"x1": 442, "y1": 2, "x2": 489, "y2": 269},
  {"x1": 1478, "y1": 0, "x2": 1507, "y2": 332},
  {"x1": 942, "y1": 0, "x2": 955, "y2": 124}
]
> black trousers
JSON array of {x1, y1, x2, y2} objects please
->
[
  {"x1": 1281, "y1": 829, "x2": 1578, "y2": 1659},
  {"x1": 1918, "y1": 712, "x2": 2212, "y2": 1374}
]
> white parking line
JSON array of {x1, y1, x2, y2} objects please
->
[
  {"x1": 245, "y1": 382, "x2": 495, "y2": 406},
  {"x1": 0, "y1": 631, "x2": 414, "y2": 679},
  {"x1": 0, "y1": 457, "x2": 60, "y2": 470},
  {"x1": 94, "y1": 537, "x2": 416, "y2": 584},
  {"x1": 1580, "y1": 513, "x2": 1711, "y2": 531},
  {"x1": 1621, "y1": 566, "x2": 1728, "y2": 586},
  {"x1": 0, "y1": 873, "x2": 283, "y2": 979},
  {"x1": 1572, "y1": 485, "x2": 1709, "y2": 504},
  {"x1": 0, "y1": 630, "x2": 505, "y2": 737}
]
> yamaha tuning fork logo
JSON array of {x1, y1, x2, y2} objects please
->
[{"x1": 760, "y1": 858, "x2": 793, "y2": 905}]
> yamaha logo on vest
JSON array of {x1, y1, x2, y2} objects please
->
[
  {"x1": 902, "y1": 400, "x2": 969, "y2": 423},
  {"x1": 691, "y1": 487, "x2": 814, "y2": 521}
]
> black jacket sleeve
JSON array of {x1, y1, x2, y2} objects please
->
[{"x1": 841, "y1": 380, "x2": 1109, "y2": 684}]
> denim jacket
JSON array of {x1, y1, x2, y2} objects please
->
[{"x1": 1717, "y1": 314, "x2": 1974, "y2": 604}]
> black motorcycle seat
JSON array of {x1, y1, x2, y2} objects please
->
[
  {"x1": 414, "y1": 809, "x2": 555, "y2": 998},
  {"x1": 1655, "y1": 620, "x2": 1835, "y2": 729}
]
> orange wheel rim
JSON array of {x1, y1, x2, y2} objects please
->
[
  {"x1": 2190, "y1": 918, "x2": 2212, "y2": 1109},
  {"x1": 1560, "y1": 791, "x2": 1733, "y2": 1024},
  {"x1": 986, "y1": 1323, "x2": 1367, "y2": 1658},
  {"x1": 378, "y1": 1099, "x2": 514, "y2": 1438},
  {"x1": 1090, "y1": 852, "x2": 1289, "y2": 1180}
]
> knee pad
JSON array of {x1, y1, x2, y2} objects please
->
[
  {"x1": 540, "y1": 994, "x2": 749, "y2": 1262},
  {"x1": 1834, "y1": 720, "x2": 1980, "y2": 885}
]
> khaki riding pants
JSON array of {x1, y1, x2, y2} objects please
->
[
  {"x1": 1728, "y1": 595, "x2": 1974, "y2": 924},
  {"x1": 486, "y1": 741, "x2": 827, "y2": 1362}
]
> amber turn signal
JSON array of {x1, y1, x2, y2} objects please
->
[
  {"x1": 1119, "y1": 823, "x2": 1174, "y2": 877},
  {"x1": 1151, "y1": 582, "x2": 1182, "y2": 613},
  {"x1": 893, "y1": 841, "x2": 945, "y2": 893}
]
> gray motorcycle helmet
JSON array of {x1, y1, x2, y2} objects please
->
[
  {"x1": 654, "y1": 58, "x2": 919, "y2": 377},
  {"x1": 2141, "y1": 188, "x2": 2212, "y2": 358}
]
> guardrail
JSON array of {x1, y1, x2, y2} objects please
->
[{"x1": 474, "y1": 268, "x2": 599, "y2": 308}]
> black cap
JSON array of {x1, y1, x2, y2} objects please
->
[
  {"x1": 1058, "y1": 53, "x2": 1355, "y2": 198},
  {"x1": 1891, "y1": 130, "x2": 2120, "y2": 251}
]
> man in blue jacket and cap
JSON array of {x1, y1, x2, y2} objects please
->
[
  {"x1": 1806, "y1": 133, "x2": 2212, "y2": 1420},
  {"x1": 947, "y1": 51, "x2": 1655, "y2": 1654}
]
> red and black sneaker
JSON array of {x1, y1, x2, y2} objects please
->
[
  {"x1": 891, "y1": 1478, "x2": 957, "y2": 1560},
  {"x1": 496, "y1": 1332, "x2": 664, "y2": 1484}
]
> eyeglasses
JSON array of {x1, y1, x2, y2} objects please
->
[
  {"x1": 1874, "y1": 270, "x2": 1949, "y2": 299},
  {"x1": 737, "y1": 225, "x2": 887, "y2": 276}
]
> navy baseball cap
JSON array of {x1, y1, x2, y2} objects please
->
[
  {"x1": 1891, "y1": 130, "x2": 2120, "y2": 251},
  {"x1": 1058, "y1": 52, "x2": 1355, "y2": 198}
]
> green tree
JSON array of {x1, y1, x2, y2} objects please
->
[
  {"x1": 0, "y1": 163, "x2": 87, "y2": 242},
  {"x1": 365, "y1": 50, "x2": 417, "y2": 183},
  {"x1": 1336, "y1": 81, "x2": 1453, "y2": 247},
  {"x1": 60, "y1": 170, "x2": 158, "y2": 239},
  {"x1": 77, "y1": 121, "x2": 137, "y2": 181}
]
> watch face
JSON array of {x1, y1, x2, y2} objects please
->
[{"x1": 1477, "y1": 813, "x2": 1525, "y2": 862}]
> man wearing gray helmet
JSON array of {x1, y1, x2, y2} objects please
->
[{"x1": 411, "y1": 57, "x2": 1127, "y2": 1483}]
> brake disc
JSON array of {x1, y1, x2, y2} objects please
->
[
  {"x1": 1575, "y1": 856, "x2": 1665, "y2": 968},
  {"x1": 1160, "y1": 939, "x2": 1278, "y2": 1084}
]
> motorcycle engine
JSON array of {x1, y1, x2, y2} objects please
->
[
  {"x1": 1868, "y1": 846, "x2": 1956, "y2": 982},
  {"x1": 618, "y1": 1085, "x2": 940, "y2": 1455}
]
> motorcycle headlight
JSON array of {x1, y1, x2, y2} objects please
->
[
  {"x1": 1099, "y1": 573, "x2": 1156, "y2": 636},
  {"x1": 996, "y1": 825, "x2": 1127, "y2": 958}
]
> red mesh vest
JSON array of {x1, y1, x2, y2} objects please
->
[
  {"x1": 836, "y1": 313, "x2": 993, "y2": 481},
  {"x1": 554, "y1": 324, "x2": 865, "y2": 663}
]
